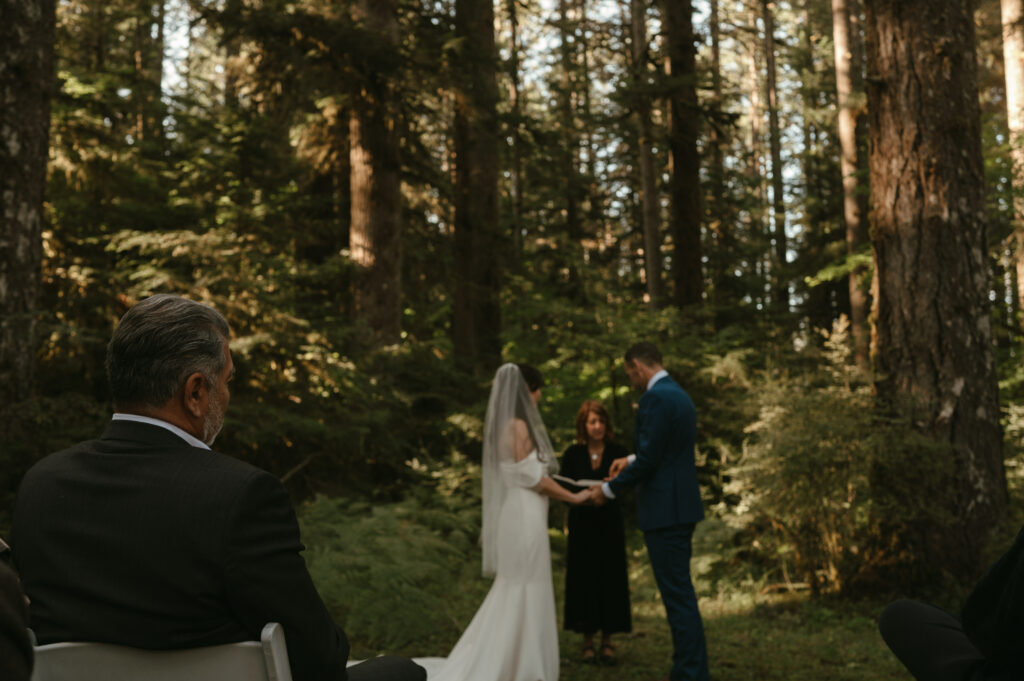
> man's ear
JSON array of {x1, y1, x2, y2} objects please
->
[{"x1": 182, "y1": 372, "x2": 208, "y2": 418}]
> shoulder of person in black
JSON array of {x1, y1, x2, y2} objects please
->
[
  {"x1": 0, "y1": 552, "x2": 32, "y2": 681},
  {"x1": 961, "y1": 525, "x2": 1024, "y2": 673}
]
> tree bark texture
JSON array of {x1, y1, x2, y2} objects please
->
[
  {"x1": 453, "y1": 0, "x2": 502, "y2": 372},
  {"x1": 832, "y1": 0, "x2": 870, "y2": 367},
  {"x1": 506, "y1": 0, "x2": 523, "y2": 258},
  {"x1": 631, "y1": 0, "x2": 664, "y2": 308},
  {"x1": 558, "y1": 0, "x2": 583, "y2": 296},
  {"x1": 747, "y1": 12, "x2": 768, "y2": 310},
  {"x1": 707, "y1": 0, "x2": 730, "y2": 304},
  {"x1": 0, "y1": 0, "x2": 55, "y2": 403},
  {"x1": 132, "y1": 0, "x2": 165, "y2": 149},
  {"x1": 658, "y1": 0, "x2": 703, "y2": 307},
  {"x1": 1001, "y1": 0, "x2": 1024, "y2": 332},
  {"x1": 865, "y1": 0, "x2": 1006, "y2": 579},
  {"x1": 349, "y1": 0, "x2": 403, "y2": 346},
  {"x1": 762, "y1": 0, "x2": 787, "y2": 312}
]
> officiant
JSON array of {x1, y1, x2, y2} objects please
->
[{"x1": 558, "y1": 399, "x2": 632, "y2": 665}]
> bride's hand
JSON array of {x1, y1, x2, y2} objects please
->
[{"x1": 571, "y1": 490, "x2": 590, "y2": 505}]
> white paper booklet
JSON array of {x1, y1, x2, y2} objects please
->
[{"x1": 551, "y1": 474, "x2": 604, "y2": 488}]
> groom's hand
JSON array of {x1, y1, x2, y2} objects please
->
[
  {"x1": 586, "y1": 485, "x2": 607, "y2": 507},
  {"x1": 606, "y1": 456, "x2": 629, "y2": 480}
]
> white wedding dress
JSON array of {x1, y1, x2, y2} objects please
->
[{"x1": 417, "y1": 450, "x2": 559, "y2": 681}]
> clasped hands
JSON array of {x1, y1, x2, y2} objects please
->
[{"x1": 572, "y1": 456, "x2": 630, "y2": 506}]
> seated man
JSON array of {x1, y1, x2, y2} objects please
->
[
  {"x1": 0, "y1": 552, "x2": 32, "y2": 681},
  {"x1": 13, "y1": 294, "x2": 423, "y2": 681},
  {"x1": 879, "y1": 526, "x2": 1024, "y2": 680}
]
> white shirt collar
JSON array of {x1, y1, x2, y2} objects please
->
[
  {"x1": 646, "y1": 369, "x2": 669, "y2": 392},
  {"x1": 111, "y1": 413, "x2": 210, "y2": 450}
]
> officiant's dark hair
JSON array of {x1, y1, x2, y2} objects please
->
[
  {"x1": 625, "y1": 342, "x2": 662, "y2": 367},
  {"x1": 515, "y1": 363, "x2": 544, "y2": 392},
  {"x1": 107, "y1": 294, "x2": 231, "y2": 409}
]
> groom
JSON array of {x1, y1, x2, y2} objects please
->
[{"x1": 586, "y1": 342, "x2": 709, "y2": 681}]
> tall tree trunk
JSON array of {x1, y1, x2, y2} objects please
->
[
  {"x1": 558, "y1": 0, "x2": 583, "y2": 295},
  {"x1": 833, "y1": 0, "x2": 870, "y2": 368},
  {"x1": 130, "y1": 0, "x2": 165, "y2": 149},
  {"x1": 134, "y1": 4, "x2": 147, "y2": 145},
  {"x1": 580, "y1": 0, "x2": 603, "y2": 246},
  {"x1": 1010, "y1": 244, "x2": 1021, "y2": 340},
  {"x1": 453, "y1": 0, "x2": 501, "y2": 372},
  {"x1": 1001, "y1": 0, "x2": 1024, "y2": 334},
  {"x1": 630, "y1": 0, "x2": 664, "y2": 307},
  {"x1": 762, "y1": 0, "x2": 787, "y2": 312},
  {"x1": 865, "y1": 0, "x2": 1006, "y2": 582},
  {"x1": 223, "y1": 0, "x2": 242, "y2": 110},
  {"x1": 153, "y1": 0, "x2": 166, "y2": 142},
  {"x1": 92, "y1": 2, "x2": 106, "y2": 71},
  {"x1": 0, "y1": 0, "x2": 55, "y2": 402},
  {"x1": 507, "y1": 0, "x2": 523, "y2": 258},
  {"x1": 658, "y1": 0, "x2": 703, "y2": 307},
  {"x1": 708, "y1": 0, "x2": 729, "y2": 305},
  {"x1": 800, "y1": 3, "x2": 829, "y2": 325},
  {"x1": 747, "y1": 15, "x2": 768, "y2": 310},
  {"x1": 349, "y1": 0, "x2": 402, "y2": 346}
]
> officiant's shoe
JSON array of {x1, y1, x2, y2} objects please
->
[
  {"x1": 599, "y1": 643, "x2": 617, "y2": 666},
  {"x1": 581, "y1": 645, "x2": 597, "y2": 664}
]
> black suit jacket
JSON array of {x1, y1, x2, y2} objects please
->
[
  {"x1": 0, "y1": 561, "x2": 32, "y2": 681},
  {"x1": 961, "y1": 525, "x2": 1024, "y2": 677},
  {"x1": 12, "y1": 420, "x2": 349, "y2": 681}
]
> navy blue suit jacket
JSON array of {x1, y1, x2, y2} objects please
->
[{"x1": 607, "y1": 375, "x2": 704, "y2": 531}]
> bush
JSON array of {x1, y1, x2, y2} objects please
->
[
  {"x1": 297, "y1": 490, "x2": 490, "y2": 655},
  {"x1": 739, "y1": 317, "x2": 958, "y2": 596}
]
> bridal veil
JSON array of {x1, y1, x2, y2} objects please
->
[{"x1": 480, "y1": 363, "x2": 558, "y2": 577}]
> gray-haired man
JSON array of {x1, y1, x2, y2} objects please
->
[{"x1": 13, "y1": 294, "x2": 424, "y2": 681}]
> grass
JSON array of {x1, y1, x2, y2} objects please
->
[
  {"x1": 551, "y1": 519, "x2": 908, "y2": 681},
  {"x1": 332, "y1": 506, "x2": 911, "y2": 681},
  {"x1": 323, "y1": 447, "x2": 1024, "y2": 680},
  {"x1": 556, "y1": 596, "x2": 907, "y2": 681}
]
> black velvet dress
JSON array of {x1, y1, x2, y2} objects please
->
[{"x1": 559, "y1": 442, "x2": 632, "y2": 635}]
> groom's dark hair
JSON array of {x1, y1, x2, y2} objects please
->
[{"x1": 625, "y1": 342, "x2": 662, "y2": 367}]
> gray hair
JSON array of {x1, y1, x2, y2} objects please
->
[{"x1": 106, "y1": 294, "x2": 231, "y2": 409}]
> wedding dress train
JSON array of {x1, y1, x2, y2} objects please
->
[{"x1": 419, "y1": 451, "x2": 558, "y2": 681}]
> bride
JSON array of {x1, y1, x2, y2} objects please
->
[{"x1": 427, "y1": 363, "x2": 588, "y2": 681}]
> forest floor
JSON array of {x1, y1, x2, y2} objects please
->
[
  {"x1": 554, "y1": 587, "x2": 906, "y2": 681},
  {"x1": 551, "y1": 519, "x2": 908, "y2": 681}
]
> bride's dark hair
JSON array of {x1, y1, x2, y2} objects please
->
[
  {"x1": 515, "y1": 363, "x2": 544, "y2": 392},
  {"x1": 512, "y1": 364, "x2": 544, "y2": 451}
]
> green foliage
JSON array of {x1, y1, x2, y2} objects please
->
[
  {"x1": 12, "y1": 0, "x2": 1022, "y2": 616},
  {"x1": 297, "y1": 492, "x2": 489, "y2": 655},
  {"x1": 295, "y1": 481, "x2": 909, "y2": 680},
  {"x1": 805, "y1": 249, "x2": 872, "y2": 289},
  {"x1": 738, "y1": 318, "x2": 959, "y2": 595}
]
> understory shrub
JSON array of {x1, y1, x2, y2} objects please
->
[
  {"x1": 738, "y1": 318, "x2": 958, "y2": 595},
  {"x1": 297, "y1": 491, "x2": 489, "y2": 655}
]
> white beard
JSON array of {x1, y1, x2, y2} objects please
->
[{"x1": 202, "y1": 389, "x2": 226, "y2": 446}]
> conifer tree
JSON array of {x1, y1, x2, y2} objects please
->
[{"x1": 0, "y1": 0, "x2": 56, "y2": 402}]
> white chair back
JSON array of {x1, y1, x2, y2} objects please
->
[{"x1": 30, "y1": 622, "x2": 292, "y2": 681}]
